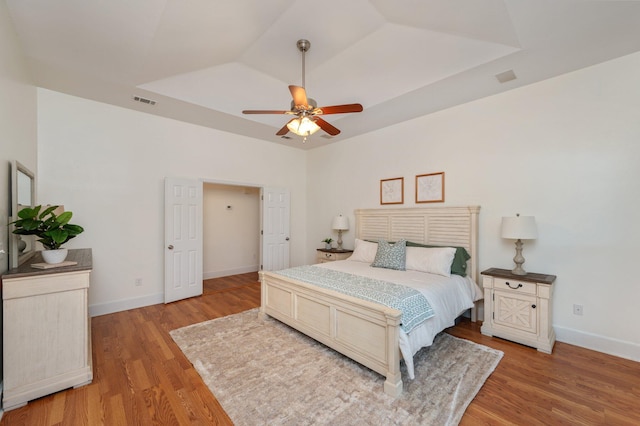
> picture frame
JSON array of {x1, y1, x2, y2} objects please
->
[
  {"x1": 416, "y1": 172, "x2": 445, "y2": 203},
  {"x1": 380, "y1": 177, "x2": 404, "y2": 205}
]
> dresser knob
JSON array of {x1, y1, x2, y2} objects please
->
[{"x1": 531, "y1": 304, "x2": 537, "y2": 309}]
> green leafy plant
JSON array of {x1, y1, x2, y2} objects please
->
[
  {"x1": 10, "y1": 205, "x2": 84, "y2": 250},
  {"x1": 321, "y1": 238, "x2": 333, "y2": 244}
]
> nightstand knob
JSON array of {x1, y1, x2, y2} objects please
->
[
  {"x1": 505, "y1": 281, "x2": 523, "y2": 290},
  {"x1": 532, "y1": 304, "x2": 537, "y2": 309}
]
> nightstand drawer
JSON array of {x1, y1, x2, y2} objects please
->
[
  {"x1": 316, "y1": 249, "x2": 353, "y2": 263},
  {"x1": 493, "y1": 277, "x2": 537, "y2": 295},
  {"x1": 319, "y1": 252, "x2": 339, "y2": 261}
]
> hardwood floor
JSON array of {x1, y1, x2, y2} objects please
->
[{"x1": 2, "y1": 272, "x2": 638, "y2": 425}]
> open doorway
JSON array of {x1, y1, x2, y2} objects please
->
[
  {"x1": 203, "y1": 183, "x2": 261, "y2": 280},
  {"x1": 164, "y1": 178, "x2": 290, "y2": 303}
]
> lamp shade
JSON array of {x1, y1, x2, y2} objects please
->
[
  {"x1": 332, "y1": 215, "x2": 349, "y2": 231},
  {"x1": 501, "y1": 215, "x2": 537, "y2": 240}
]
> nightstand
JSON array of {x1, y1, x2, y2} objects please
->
[
  {"x1": 316, "y1": 248, "x2": 353, "y2": 263},
  {"x1": 480, "y1": 267, "x2": 557, "y2": 353}
]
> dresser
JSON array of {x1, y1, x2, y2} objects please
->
[
  {"x1": 1, "y1": 249, "x2": 93, "y2": 411},
  {"x1": 316, "y1": 248, "x2": 353, "y2": 263},
  {"x1": 480, "y1": 267, "x2": 556, "y2": 353}
]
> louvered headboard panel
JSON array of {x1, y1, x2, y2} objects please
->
[{"x1": 355, "y1": 206, "x2": 481, "y2": 283}]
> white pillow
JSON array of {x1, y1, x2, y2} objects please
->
[
  {"x1": 348, "y1": 239, "x2": 378, "y2": 263},
  {"x1": 405, "y1": 246, "x2": 456, "y2": 277}
]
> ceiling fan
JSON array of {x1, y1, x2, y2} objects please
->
[{"x1": 242, "y1": 39, "x2": 363, "y2": 142}]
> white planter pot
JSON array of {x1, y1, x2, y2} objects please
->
[
  {"x1": 325, "y1": 243, "x2": 332, "y2": 250},
  {"x1": 41, "y1": 248, "x2": 68, "y2": 264}
]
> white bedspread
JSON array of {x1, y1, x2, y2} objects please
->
[{"x1": 315, "y1": 260, "x2": 482, "y2": 379}]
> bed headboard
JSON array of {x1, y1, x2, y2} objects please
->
[{"x1": 354, "y1": 206, "x2": 481, "y2": 283}]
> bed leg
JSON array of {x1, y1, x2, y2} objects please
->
[{"x1": 384, "y1": 375, "x2": 403, "y2": 397}]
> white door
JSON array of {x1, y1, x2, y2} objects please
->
[
  {"x1": 261, "y1": 187, "x2": 290, "y2": 271},
  {"x1": 164, "y1": 178, "x2": 203, "y2": 303}
]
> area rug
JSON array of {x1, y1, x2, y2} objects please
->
[{"x1": 170, "y1": 309, "x2": 503, "y2": 426}]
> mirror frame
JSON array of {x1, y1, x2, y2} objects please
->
[{"x1": 10, "y1": 160, "x2": 37, "y2": 269}]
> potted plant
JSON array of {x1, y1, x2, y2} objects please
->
[
  {"x1": 321, "y1": 237, "x2": 333, "y2": 250},
  {"x1": 10, "y1": 205, "x2": 84, "y2": 264}
]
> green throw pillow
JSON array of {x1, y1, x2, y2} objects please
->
[
  {"x1": 371, "y1": 239, "x2": 407, "y2": 271},
  {"x1": 405, "y1": 241, "x2": 470, "y2": 276}
]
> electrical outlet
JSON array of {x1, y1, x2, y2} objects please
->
[
  {"x1": 135, "y1": 278, "x2": 142, "y2": 286},
  {"x1": 573, "y1": 304, "x2": 583, "y2": 316}
]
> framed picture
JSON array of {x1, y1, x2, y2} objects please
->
[
  {"x1": 416, "y1": 172, "x2": 444, "y2": 203},
  {"x1": 380, "y1": 177, "x2": 404, "y2": 205}
]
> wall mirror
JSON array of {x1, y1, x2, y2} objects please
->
[{"x1": 10, "y1": 160, "x2": 36, "y2": 268}]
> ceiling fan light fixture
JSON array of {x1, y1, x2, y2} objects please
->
[{"x1": 286, "y1": 116, "x2": 320, "y2": 137}]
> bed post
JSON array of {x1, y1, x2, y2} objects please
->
[
  {"x1": 468, "y1": 206, "x2": 480, "y2": 322},
  {"x1": 258, "y1": 270, "x2": 268, "y2": 320},
  {"x1": 384, "y1": 313, "x2": 403, "y2": 397}
]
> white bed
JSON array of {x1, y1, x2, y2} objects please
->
[
  {"x1": 314, "y1": 258, "x2": 482, "y2": 380},
  {"x1": 259, "y1": 206, "x2": 481, "y2": 397}
]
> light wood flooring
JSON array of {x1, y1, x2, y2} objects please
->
[{"x1": 1, "y1": 272, "x2": 639, "y2": 425}]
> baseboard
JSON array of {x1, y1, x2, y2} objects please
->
[
  {"x1": 88, "y1": 266, "x2": 259, "y2": 317},
  {"x1": 204, "y1": 265, "x2": 259, "y2": 280},
  {"x1": 555, "y1": 325, "x2": 640, "y2": 362},
  {"x1": 89, "y1": 292, "x2": 164, "y2": 317}
]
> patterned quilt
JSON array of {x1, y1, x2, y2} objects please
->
[{"x1": 274, "y1": 265, "x2": 434, "y2": 333}]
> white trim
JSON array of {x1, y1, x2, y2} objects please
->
[
  {"x1": 204, "y1": 265, "x2": 259, "y2": 280},
  {"x1": 555, "y1": 325, "x2": 640, "y2": 362},
  {"x1": 89, "y1": 293, "x2": 164, "y2": 317}
]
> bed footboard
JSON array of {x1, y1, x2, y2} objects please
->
[{"x1": 259, "y1": 270, "x2": 403, "y2": 397}]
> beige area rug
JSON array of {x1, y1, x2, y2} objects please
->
[{"x1": 170, "y1": 309, "x2": 503, "y2": 426}]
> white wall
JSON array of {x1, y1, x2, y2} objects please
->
[
  {"x1": 37, "y1": 89, "x2": 307, "y2": 316},
  {"x1": 307, "y1": 52, "x2": 640, "y2": 361},
  {"x1": 203, "y1": 183, "x2": 260, "y2": 278},
  {"x1": 0, "y1": 2, "x2": 37, "y2": 274}
]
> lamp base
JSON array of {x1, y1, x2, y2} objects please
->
[
  {"x1": 336, "y1": 230, "x2": 343, "y2": 250},
  {"x1": 511, "y1": 239, "x2": 527, "y2": 275},
  {"x1": 511, "y1": 265, "x2": 527, "y2": 276}
]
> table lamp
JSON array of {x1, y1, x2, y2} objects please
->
[
  {"x1": 332, "y1": 215, "x2": 349, "y2": 250},
  {"x1": 501, "y1": 214, "x2": 537, "y2": 275}
]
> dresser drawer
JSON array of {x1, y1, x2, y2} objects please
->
[{"x1": 493, "y1": 277, "x2": 537, "y2": 295}]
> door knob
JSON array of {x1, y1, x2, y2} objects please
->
[
  {"x1": 168, "y1": 245, "x2": 174, "y2": 250},
  {"x1": 285, "y1": 237, "x2": 290, "y2": 241}
]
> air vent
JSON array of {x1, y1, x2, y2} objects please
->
[
  {"x1": 132, "y1": 96, "x2": 157, "y2": 106},
  {"x1": 495, "y1": 70, "x2": 517, "y2": 84}
]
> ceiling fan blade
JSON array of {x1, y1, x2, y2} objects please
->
[
  {"x1": 315, "y1": 117, "x2": 341, "y2": 136},
  {"x1": 316, "y1": 103, "x2": 363, "y2": 115},
  {"x1": 243, "y1": 110, "x2": 290, "y2": 114},
  {"x1": 276, "y1": 120, "x2": 293, "y2": 136},
  {"x1": 289, "y1": 85, "x2": 309, "y2": 108}
]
